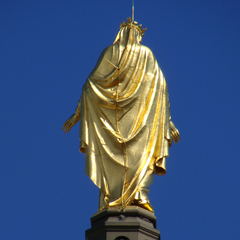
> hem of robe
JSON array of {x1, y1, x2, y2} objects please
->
[{"x1": 80, "y1": 139, "x2": 169, "y2": 208}]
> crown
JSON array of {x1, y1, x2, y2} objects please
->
[{"x1": 120, "y1": 17, "x2": 147, "y2": 36}]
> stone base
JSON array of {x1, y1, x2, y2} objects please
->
[{"x1": 85, "y1": 206, "x2": 160, "y2": 240}]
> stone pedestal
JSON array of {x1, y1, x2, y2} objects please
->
[{"x1": 85, "y1": 206, "x2": 160, "y2": 240}]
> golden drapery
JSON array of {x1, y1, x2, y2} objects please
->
[{"x1": 79, "y1": 25, "x2": 171, "y2": 210}]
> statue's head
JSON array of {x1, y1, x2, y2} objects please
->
[
  {"x1": 114, "y1": 17, "x2": 146, "y2": 44},
  {"x1": 120, "y1": 17, "x2": 146, "y2": 37}
]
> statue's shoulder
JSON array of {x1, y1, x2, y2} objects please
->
[
  {"x1": 89, "y1": 43, "x2": 119, "y2": 77},
  {"x1": 140, "y1": 44, "x2": 154, "y2": 55},
  {"x1": 98, "y1": 44, "x2": 118, "y2": 58}
]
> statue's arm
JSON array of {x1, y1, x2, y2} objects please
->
[
  {"x1": 170, "y1": 119, "x2": 180, "y2": 143},
  {"x1": 62, "y1": 99, "x2": 81, "y2": 133}
]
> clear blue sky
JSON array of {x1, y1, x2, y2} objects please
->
[{"x1": 1, "y1": 0, "x2": 240, "y2": 239}]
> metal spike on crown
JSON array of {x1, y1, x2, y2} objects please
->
[{"x1": 120, "y1": 17, "x2": 147, "y2": 36}]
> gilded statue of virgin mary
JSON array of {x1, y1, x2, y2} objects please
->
[{"x1": 63, "y1": 17, "x2": 180, "y2": 212}]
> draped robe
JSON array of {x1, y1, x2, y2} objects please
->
[{"x1": 79, "y1": 26, "x2": 171, "y2": 209}]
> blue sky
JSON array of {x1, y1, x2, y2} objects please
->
[{"x1": 1, "y1": 0, "x2": 240, "y2": 239}]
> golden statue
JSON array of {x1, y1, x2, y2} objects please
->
[{"x1": 63, "y1": 18, "x2": 180, "y2": 212}]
